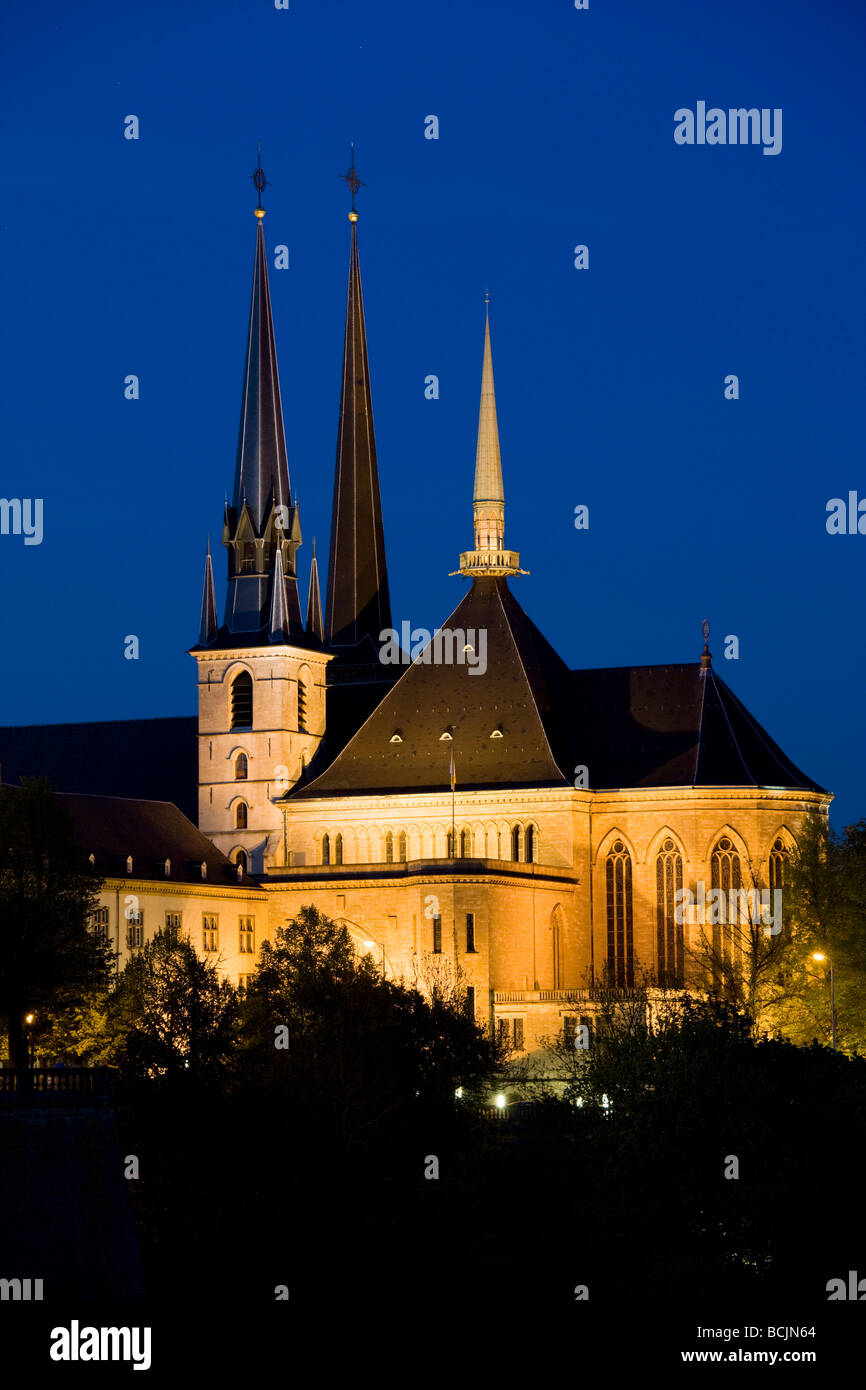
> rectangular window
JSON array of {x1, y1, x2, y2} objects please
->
[
  {"x1": 126, "y1": 910, "x2": 143, "y2": 949},
  {"x1": 239, "y1": 916, "x2": 255, "y2": 954},
  {"x1": 465, "y1": 912, "x2": 476, "y2": 952},
  {"x1": 563, "y1": 1015, "x2": 576, "y2": 1046},
  {"x1": 92, "y1": 907, "x2": 109, "y2": 940},
  {"x1": 238, "y1": 974, "x2": 254, "y2": 995},
  {"x1": 465, "y1": 985, "x2": 475, "y2": 1018},
  {"x1": 165, "y1": 911, "x2": 182, "y2": 941},
  {"x1": 432, "y1": 915, "x2": 442, "y2": 953},
  {"x1": 203, "y1": 913, "x2": 219, "y2": 952},
  {"x1": 497, "y1": 1018, "x2": 510, "y2": 1045},
  {"x1": 513, "y1": 1018, "x2": 524, "y2": 1050}
]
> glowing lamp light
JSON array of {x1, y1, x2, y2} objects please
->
[
  {"x1": 25, "y1": 1014, "x2": 34, "y2": 1024},
  {"x1": 494, "y1": 1093, "x2": 506, "y2": 1110},
  {"x1": 455, "y1": 1086, "x2": 463, "y2": 1099},
  {"x1": 812, "y1": 952, "x2": 826, "y2": 962}
]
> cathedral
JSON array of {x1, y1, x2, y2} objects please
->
[{"x1": 1, "y1": 171, "x2": 831, "y2": 1059}]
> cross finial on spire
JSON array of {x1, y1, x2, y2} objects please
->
[
  {"x1": 700, "y1": 618, "x2": 712, "y2": 672},
  {"x1": 340, "y1": 142, "x2": 366, "y2": 218},
  {"x1": 251, "y1": 143, "x2": 268, "y2": 217}
]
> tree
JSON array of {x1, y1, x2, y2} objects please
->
[
  {"x1": 0, "y1": 779, "x2": 112, "y2": 1066},
  {"x1": 104, "y1": 929, "x2": 239, "y2": 1085},
  {"x1": 240, "y1": 906, "x2": 500, "y2": 1155}
]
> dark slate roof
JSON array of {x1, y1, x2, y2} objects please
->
[
  {"x1": 567, "y1": 664, "x2": 826, "y2": 793},
  {"x1": 52, "y1": 791, "x2": 256, "y2": 886},
  {"x1": 0, "y1": 717, "x2": 198, "y2": 821},
  {"x1": 292, "y1": 577, "x2": 572, "y2": 797},
  {"x1": 190, "y1": 622, "x2": 327, "y2": 655},
  {"x1": 289, "y1": 578, "x2": 826, "y2": 798}
]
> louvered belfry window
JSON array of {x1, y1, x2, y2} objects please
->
[{"x1": 231, "y1": 672, "x2": 253, "y2": 729}]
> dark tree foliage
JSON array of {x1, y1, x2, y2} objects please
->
[
  {"x1": 0, "y1": 778, "x2": 111, "y2": 1066},
  {"x1": 105, "y1": 929, "x2": 239, "y2": 1087}
]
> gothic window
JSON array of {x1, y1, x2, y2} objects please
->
[
  {"x1": 769, "y1": 837, "x2": 788, "y2": 893},
  {"x1": 551, "y1": 905, "x2": 564, "y2": 988},
  {"x1": 385, "y1": 832, "x2": 394, "y2": 864},
  {"x1": 460, "y1": 827, "x2": 470, "y2": 858},
  {"x1": 236, "y1": 802, "x2": 248, "y2": 830},
  {"x1": 656, "y1": 838, "x2": 684, "y2": 987},
  {"x1": 235, "y1": 752, "x2": 248, "y2": 780},
  {"x1": 512, "y1": 825, "x2": 522, "y2": 862},
  {"x1": 605, "y1": 840, "x2": 634, "y2": 988},
  {"x1": 297, "y1": 679, "x2": 307, "y2": 732},
  {"x1": 446, "y1": 830, "x2": 454, "y2": 857},
  {"x1": 398, "y1": 831, "x2": 407, "y2": 862},
  {"x1": 241, "y1": 542, "x2": 256, "y2": 574},
  {"x1": 335, "y1": 834, "x2": 343, "y2": 866},
  {"x1": 322, "y1": 834, "x2": 330, "y2": 866},
  {"x1": 234, "y1": 850, "x2": 248, "y2": 874},
  {"x1": 231, "y1": 672, "x2": 253, "y2": 730},
  {"x1": 711, "y1": 835, "x2": 742, "y2": 973},
  {"x1": 526, "y1": 824, "x2": 536, "y2": 863}
]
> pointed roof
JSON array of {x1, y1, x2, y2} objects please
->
[
  {"x1": 231, "y1": 214, "x2": 293, "y2": 533},
  {"x1": 474, "y1": 304, "x2": 504, "y2": 504},
  {"x1": 268, "y1": 546, "x2": 290, "y2": 642},
  {"x1": 198, "y1": 541, "x2": 217, "y2": 645},
  {"x1": 306, "y1": 540, "x2": 324, "y2": 641},
  {"x1": 325, "y1": 214, "x2": 391, "y2": 654},
  {"x1": 292, "y1": 577, "x2": 571, "y2": 797}
]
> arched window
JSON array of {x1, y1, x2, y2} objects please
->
[
  {"x1": 511, "y1": 825, "x2": 522, "y2": 862},
  {"x1": 551, "y1": 904, "x2": 564, "y2": 988},
  {"x1": 236, "y1": 802, "x2": 248, "y2": 830},
  {"x1": 398, "y1": 831, "x2": 407, "y2": 862},
  {"x1": 231, "y1": 671, "x2": 253, "y2": 729},
  {"x1": 769, "y1": 837, "x2": 788, "y2": 893},
  {"x1": 525, "y1": 825, "x2": 535, "y2": 863},
  {"x1": 234, "y1": 849, "x2": 248, "y2": 874},
  {"x1": 385, "y1": 832, "x2": 394, "y2": 864},
  {"x1": 656, "y1": 837, "x2": 684, "y2": 987},
  {"x1": 335, "y1": 833, "x2": 343, "y2": 866},
  {"x1": 711, "y1": 835, "x2": 742, "y2": 975},
  {"x1": 605, "y1": 840, "x2": 634, "y2": 988},
  {"x1": 322, "y1": 833, "x2": 330, "y2": 866},
  {"x1": 297, "y1": 678, "x2": 307, "y2": 733},
  {"x1": 460, "y1": 827, "x2": 470, "y2": 858},
  {"x1": 235, "y1": 752, "x2": 248, "y2": 780}
]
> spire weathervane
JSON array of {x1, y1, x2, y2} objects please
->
[
  {"x1": 251, "y1": 143, "x2": 268, "y2": 216},
  {"x1": 340, "y1": 142, "x2": 366, "y2": 218}
]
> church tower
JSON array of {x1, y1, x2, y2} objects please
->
[{"x1": 190, "y1": 157, "x2": 331, "y2": 874}]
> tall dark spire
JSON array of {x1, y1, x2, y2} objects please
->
[
  {"x1": 307, "y1": 539, "x2": 324, "y2": 641},
  {"x1": 325, "y1": 193, "x2": 391, "y2": 657},
  {"x1": 223, "y1": 156, "x2": 302, "y2": 635},
  {"x1": 198, "y1": 539, "x2": 217, "y2": 645}
]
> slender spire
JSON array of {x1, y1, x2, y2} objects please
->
[
  {"x1": 325, "y1": 184, "x2": 392, "y2": 654},
  {"x1": 198, "y1": 538, "x2": 217, "y2": 645},
  {"x1": 452, "y1": 299, "x2": 527, "y2": 579},
  {"x1": 306, "y1": 538, "x2": 324, "y2": 641},
  {"x1": 268, "y1": 546, "x2": 290, "y2": 642},
  {"x1": 223, "y1": 154, "x2": 302, "y2": 634},
  {"x1": 700, "y1": 618, "x2": 713, "y2": 677}
]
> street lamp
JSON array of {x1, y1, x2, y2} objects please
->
[{"x1": 811, "y1": 952, "x2": 836, "y2": 1051}]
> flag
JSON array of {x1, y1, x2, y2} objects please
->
[{"x1": 449, "y1": 751, "x2": 456, "y2": 792}]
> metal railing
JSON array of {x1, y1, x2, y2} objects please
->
[{"x1": 0, "y1": 1068, "x2": 114, "y2": 1105}]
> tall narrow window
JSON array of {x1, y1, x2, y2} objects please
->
[
  {"x1": 297, "y1": 679, "x2": 307, "y2": 733},
  {"x1": 239, "y1": 916, "x2": 255, "y2": 954},
  {"x1": 164, "y1": 911, "x2": 182, "y2": 941},
  {"x1": 656, "y1": 838, "x2": 684, "y2": 987},
  {"x1": 241, "y1": 542, "x2": 257, "y2": 574},
  {"x1": 551, "y1": 905, "x2": 564, "y2": 988},
  {"x1": 234, "y1": 850, "x2": 248, "y2": 874},
  {"x1": 460, "y1": 827, "x2": 470, "y2": 858},
  {"x1": 605, "y1": 840, "x2": 634, "y2": 987},
  {"x1": 385, "y1": 832, "x2": 394, "y2": 863},
  {"x1": 432, "y1": 914, "x2": 442, "y2": 953},
  {"x1": 235, "y1": 752, "x2": 248, "y2": 780},
  {"x1": 525, "y1": 825, "x2": 535, "y2": 863},
  {"x1": 322, "y1": 834, "x2": 330, "y2": 866},
  {"x1": 236, "y1": 801, "x2": 248, "y2": 830},
  {"x1": 466, "y1": 912, "x2": 476, "y2": 952},
  {"x1": 769, "y1": 838, "x2": 788, "y2": 893},
  {"x1": 335, "y1": 833, "x2": 343, "y2": 866},
  {"x1": 465, "y1": 986, "x2": 475, "y2": 1018},
  {"x1": 513, "y1": 1018, "x2": 525, "y2": 1050},
  {"x1": 512, "y1": 825, "x2": 522, "y2": 862},
  {"x1": 398, "y1": 831, "x2": 407, "y2": 862},
  {"x1": 202, "y1": 914, "x2": 218, "y2": 953},
  {"x1": 231, "y1": 672, "x2": 253, "y2": 729},
  {"x1": 711, "y1": 836, "x2": 742, "y2": 976},
  {"x1": 446, "y1": 830, "x2": 454, "y2": 857}
]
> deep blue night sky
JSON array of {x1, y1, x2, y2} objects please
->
[{"x1": 1, "y1": 0, "x2": 863, "y2": 825}]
